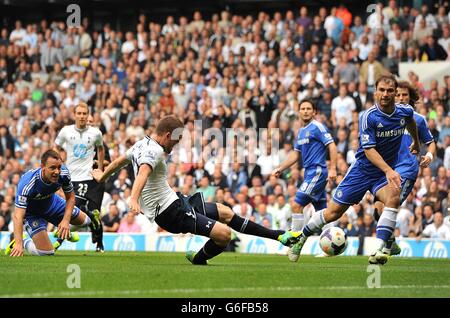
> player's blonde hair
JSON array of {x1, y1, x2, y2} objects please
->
[{"x1": 74, "y1": 102, "x2": 90, "y2": 113}]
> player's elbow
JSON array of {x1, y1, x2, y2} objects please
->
[{"x1": 363, "y1": 148, "x2": 373, "y2": 157}]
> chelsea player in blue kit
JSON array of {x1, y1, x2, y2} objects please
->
[
  {"x1": 6, "y1": 150, "x2": 96, "y2": 257},
  {"x1": 373, "y1": 81, "x2": 436, "y2": 256},
  {"x1": 272, "y1": 99, "x2": 337, "y2": 262},
  {"x1": 289, "y1": 75, "x2": 421, "y2": 265}
]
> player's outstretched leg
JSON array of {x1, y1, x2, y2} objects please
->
[
  {"x1": 186, "y1": 222, "x2": 231, "y2": 265},
  {"x1": 214, "y1": 203, "x2": 301, "y2": 247}
]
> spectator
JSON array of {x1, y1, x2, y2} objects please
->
[
  {"x1": 420, "y1": 36, "x2": 448, "y2": 61},
  {"x1": 0, "y1": 201, "x2": 11, "y2": 231},
  {"x1": 333, "y1": 51, "x2": 358, "y2": 84},
  {"x1": 254, "y1": 203, "x2": 273, "y2": 229},
  {"x1": 337, "y1": 213, "x2": 358, "y2": 236},
  {"x1": 102, "y1": 203, "x2": 121, "y2": 232},
  {"x1": 422, "y1": 204, "x2": 435, "y2": 229},
  {"x1": 359, "y1": 51, "x2": 386, "y2": 92},
  {"x1": 408, "y1": 206, "x2": 424, "y2": 237},
  {"x1": 420, "y1": 212, "x2": 450, "y2": 239},
  {"x1": 331, "y1": 83, "x2": 356, "y2": 127},
  {"x1": 359, "y1": 213, "x2": 376, "y2": 237},
  {"x1": 118, "y1": 212, "x2": 142, "y2": 233},
  {"x1": 197, "y1": 175, "x2": 216, "y2": 202},
  {"x1": 0, "y1": 125, "x2": 16, "y2": 159}
]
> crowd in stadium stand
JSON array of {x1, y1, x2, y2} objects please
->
[{"x1": 0, "y1": 1, "x2": 449, "y2": 246}]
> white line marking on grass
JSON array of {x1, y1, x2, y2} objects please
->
[{"x1": 2, "y1": 285, "x2": 450, "y2": 298}]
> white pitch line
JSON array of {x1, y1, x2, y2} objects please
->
[{"x1": 2, "y1": 285, "x2": 450, "y2": 298}]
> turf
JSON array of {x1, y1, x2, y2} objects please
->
[{"x1": 1, "y1": 252, "x2": 449, "y2": 298}]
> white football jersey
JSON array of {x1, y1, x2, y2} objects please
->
[
  {"x1": 55, "y1": 125, "x2": 103, "y2": 181},
  {"x1": 126, "y1": 136, "x2": 178, "y2": 221}
]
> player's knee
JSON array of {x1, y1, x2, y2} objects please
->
[
  {"x1": 222, "y1": 227, "x2": 232, "y2": 244},
  {"x1": 217, "y1": 204, "x2": 234, "y2": 223},
  {"x1": 386, "y1": 196, "x2": 400, "y2": 208},
  {"x1": 291, "y1": 202, "x2": 303, "y2": 213},
  {"x1": 214, "y1": 226, "x2": 231, "y2": 246},
  {"x1": 385, "y1": 188, "x2": 401, "y2": 207},
  {"x1": 37, "y1": 249, "x2": 55, "y2": 256}
]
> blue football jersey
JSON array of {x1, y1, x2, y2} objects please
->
[
  {"x1": 396, "y1": 112, "x2": 434, "y2": 179},
  {"x1": 356, "y1": 104, "x2": 414, "y2": 169},
  {"x1": 294, "y1": 120, "x2": 334, "y2": 170},
  {"x1": 15, "y1": 166, "x2": 73, "y2": 214}
]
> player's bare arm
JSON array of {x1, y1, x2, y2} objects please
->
[
  {"x1": 58, "y1": 191, "x2": 75, "y2": 240},
  {"x1": 271, "y1": 150, "x2": 300, "y2": 178},
  {"x1": 96, "y1": 145, "x2": 105, "y2": 171},
  {"x1": 92, "y1": 155, "x2": 131, "y2": 183},
  {"x1": 405, "y1": 119, "x2": 420, "y2": 154},
  {"x1": 420, "y1": 141, "x2": 436, "y2": 167},
  {"x1": 327, "y1": 142, "x2": 338, "y2": 182},
  {"x1": 364, "y1": 147, "x2": 401, "y2": 189},
  {"x1": 128, "y1": 164, "x2": 153, "y2": 215},
  {"x1": 10, "y1": 207, "x2": 26, "y2": 257}
]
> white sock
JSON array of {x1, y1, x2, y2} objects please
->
[
  {"x1": 81, "y1": 215, "x2": 92, "y2": 226},
  {"x1": 24, "y1": 238, "x2": 54, "y2": 256},
  {"x1": 291, "y1": 213, "x2": 304, "y2": 231},
  {"x1": 376, "y1": 207, "x2": 397, "y2": 245},
  {"x1": 303, "y1": 209, "x2": 326, "y2": 237},
  {"x1": 373, "y1": 238, "x2": 386, "y2": 254}
]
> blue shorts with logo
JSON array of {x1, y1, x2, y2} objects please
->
[
  {"x1": 332, "y1": 161, "x2": 388, "y2": 205},
  {"x1": 24, "y1": 195, "x2": 81, "y2": 238},
  {"x1": 295, "y1": 166, "x2": 328, "y2": 210},
  {"x1": 395, "y1": 160, "x2": 419, "y2": 205}
]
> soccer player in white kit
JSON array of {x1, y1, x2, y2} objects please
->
[
  {"x1": 92, "y1": 115, "x2": 302, "y2": 265},
  {"x1": 54, "y1": 102, "x2": 104, "y2": 251}
]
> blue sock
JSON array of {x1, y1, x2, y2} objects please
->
[{"x1": 385, "y1": 233, "x2": 395, "y2": 249}]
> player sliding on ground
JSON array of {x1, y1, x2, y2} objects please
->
[
  {"x1": 372, "y1": 81, "x2": 436, "y2": 256},
  {"x1": 289, "y1": 75, "x2": 421, "y2": 265},
  {"x1": 5, "y1": 150, "x2": 101, "y2": 257},
  {"x1": 92, "y1": 115, "x2": 302, "y2": 265}
]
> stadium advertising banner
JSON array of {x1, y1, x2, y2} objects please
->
[{"x1": 1, "y1": 232, "x2": 449, "y2": 258}]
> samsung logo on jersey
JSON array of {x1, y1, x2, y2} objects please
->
[
  {"x1": 376, "y1": 128, "x2": 405, "y2": 138},
  {"x1": 298, "y1": 138, "x2": 310, "y2": 145},
  {"x1": 34, "y1": 194, "x2": 52, "y2": 200}
]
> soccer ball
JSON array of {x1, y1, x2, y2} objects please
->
[{"x1": 319, "y1": 227, "x2": 348, "y2": 256}]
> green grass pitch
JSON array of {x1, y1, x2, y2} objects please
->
[{"x1": 1, "y1": 252, "x2": 449, "y2": 298}]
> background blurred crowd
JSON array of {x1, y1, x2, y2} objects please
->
[{"x1": 0, "y1": 1, "x2": 449, "y2": 244}]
